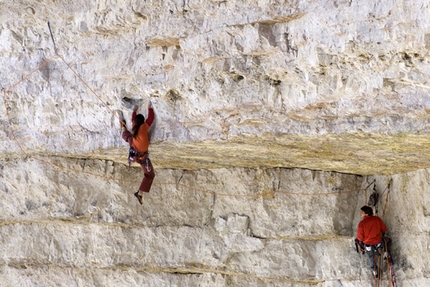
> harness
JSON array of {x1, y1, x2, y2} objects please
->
[
  {"x1": 128, "y1": 145, "x2": 148, "y2": 168},
  {"x1": 365, "y1": 242, "x2": 382, "y2": 254},
  {"x1": 355, "y1": 239, "x2": 382, "y2": 253}
]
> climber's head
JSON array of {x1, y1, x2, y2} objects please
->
[
  {"x1": 360, "y1": 206, "x2": 373, "y2": 217},
  {"x1": 133, "y1": 114, "x2": 145, "y2": 126},
  {"x1": 132, "y1": 114, "x2": 145, "y2": 138}
]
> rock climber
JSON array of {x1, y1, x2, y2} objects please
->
[
  {"x1": 355, "y1": 205, "x2": 387, "y2": 277},
  {"x1": 120, "y1": 101, "x2": 155, "y2": 205}
]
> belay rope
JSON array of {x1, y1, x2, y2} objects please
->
[
  {"x1": 373, "y1": 237, "x2": 397, "y2": 287},
  {"x1": 383, "y1": 237, "x2": 398, "y2": 287}
]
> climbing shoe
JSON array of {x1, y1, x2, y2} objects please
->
[
  {"x1": 134, "y1": 191, "x2": 144, "y2": 205},
  {"x1": 372, "y1": 270, "x2": 378, "y2": 278}
]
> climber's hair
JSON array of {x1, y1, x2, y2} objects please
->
[
  {"x1": 132, "y1": 114, "x2": 145, "y2": 138},
  {"x1": 361, "y1": 206, "x2": 373, "y2": 216}
]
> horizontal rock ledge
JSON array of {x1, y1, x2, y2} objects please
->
[{"x1": 2, "y1": 132, "x2": 429, "y2": 175}]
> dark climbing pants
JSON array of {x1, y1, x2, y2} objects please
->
[
  {"x1": 139, "y1": 158, "x2": 155, "y2": 193},
  {"x1": 366, "y1": 244, "x2": 383, "y2": 271}
]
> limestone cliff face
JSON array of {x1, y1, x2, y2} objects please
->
[
  {"x1": 1, "y1": 0, "x2": 430, "y2": 286},
  {"x1": 1, "y1": 158, "x2": 430, "y2": 286}
]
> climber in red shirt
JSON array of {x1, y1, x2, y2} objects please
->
[
  {"x1": 120, "y1": 101, "x2": 155, "y2": 205},
  {"x1": 356, "y1": 205, "x2": 387, "y2": 276}
]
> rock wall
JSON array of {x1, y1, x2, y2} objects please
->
[
  {"x1": 2, "y1": 0, "x2": 430, "y2": 174},
  {"x1": 1, "y1": 157, "x2": 430, "y2": 286},
  {"x1": 2, "y1": 0, "x2": 430, "y2": 286}
]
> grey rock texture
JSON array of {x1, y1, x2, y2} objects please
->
[
  {"x1": 1, "y1": 0, "x2": 430, "y2": 286},
  {"x1": 1, "y1": 158, "x2": 430, "y2": 286},
  {"x1": 1, "y1": 0, "x2": 430, "y2": 174}
]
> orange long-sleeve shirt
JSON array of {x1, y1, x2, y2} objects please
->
[
  {"x1": 131, "y1": 108, "x2": 154, "y2": 152},
  {"x1": 357, "y1": 215, "x2": 387, "y2": 246}
]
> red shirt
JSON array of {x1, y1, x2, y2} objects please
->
[
  {"x1": 131, "y1": 108, "x2": 154, "y2": 152},
  {"x1": 357, "y1": 215, "x2": 387, "y2": 245}
]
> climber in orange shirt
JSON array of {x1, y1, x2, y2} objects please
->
[
  {"x1": 120, "y1": 101, "x2": 155, "y2": 205},
  {"x1": 356, "y1": 205, "x2": 387, "y2": 277}
]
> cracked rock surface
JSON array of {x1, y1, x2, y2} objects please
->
[{"x1": 1, "y1": 0, "x2": 430, "y2": 286}]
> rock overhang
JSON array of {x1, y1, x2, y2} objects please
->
[{"x1": 2, "y1": 0, "x2": 430, "y2": 176}]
